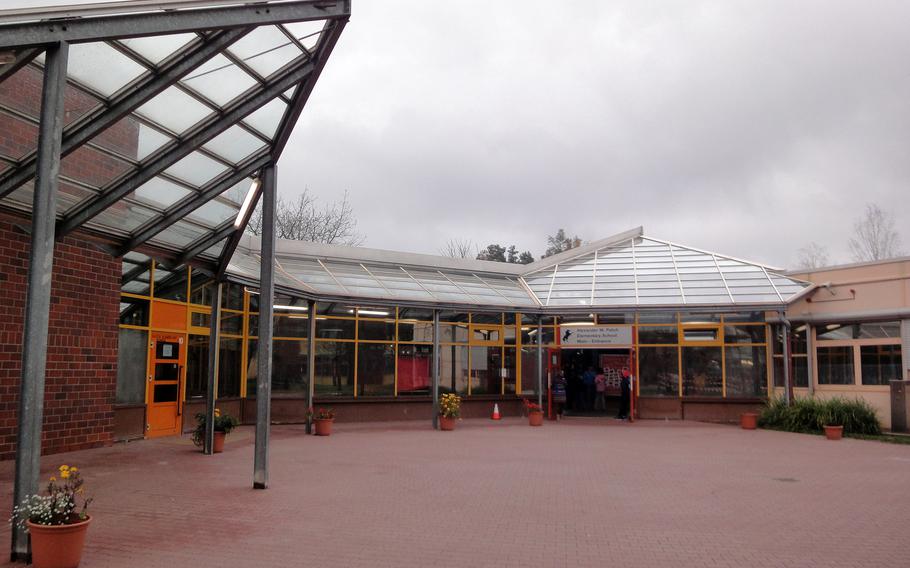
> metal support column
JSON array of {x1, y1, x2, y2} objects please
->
[
  {"x1": 432, "y1": 309, "x2": 440, "y2": 429},
  {"x1": 305, "y1": 298, "x2": 316, "y2": 434},
  {"x1": 253, "y1": 165, "x2": 276, "y2": 489},
  {"x1": 11, "y1": 41, "x2": 69, "y2": 563},
  {"x1": 805, "y1": 324, "x2": 815, "y2": 397},
  {"x1": 203, "y1": 282, "x2": 223, "y2": 455},
  {"x1": 537, "y1": 318, "x2": 544, "y2": 408},
  {"x1": 781, "y1": 313, "x2": 792, "y2": 405}
]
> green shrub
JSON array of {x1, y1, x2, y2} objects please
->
[{"x1": 758, "y1": 396, "x2": 881, "y2": 436}]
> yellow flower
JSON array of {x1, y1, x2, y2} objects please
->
[
  {"x1": 60, "y1": 470, "x2": 70, "y2": 479},
  {"x1": 59, "y1": 465, "x2": 69, "y2": 472},
  {"x1": 50, "y1": 476, "x2": 56, "y2": 482},
  {"x1": 70, "y1": 467, "x2": 78, "y2": 473},
  {"x1": 214, "y1": 409, "x2": 221, "y2": 417}
]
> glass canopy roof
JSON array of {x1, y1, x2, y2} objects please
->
[
  {"x1": 0, "y1": 0, "x2": 349, "y2": 273},
  {"x1": 226, "y1": 230, "x2": 811, "y2": 312}
]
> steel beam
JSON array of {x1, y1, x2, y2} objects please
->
[
  {"x1": 0, "y1": 47, "x2": 41, "y2": 83},
  {"x1": 271, "y1": 16, "x2": 347, "y2": 160},
  {"x1": 55, "y1": 56, "x2": 318, "y2": 239},
  {"x1": 537, "y1": 318, "x2": 544, "y2": 408},
  {"x1": 171, "y1": 220, "x2": 235, "y2": 268},
  {"x1": 253, "y1": 163, "x2": 276, "y2": 489},
  {"x1": 0, "y1": 1, "x2": 349, "y2": 49},
  {"x1": 117, "y1": 151, "x2": 270, "y2": 256},
  {"x1": 203, "y1": 281, "x2": 223, "y2": 455},
  {"x1": 0, "y1": 28, "x2": 251, "y2": 200},
  {"x1": 432, "y1": 309, "x2": 440, "y2": 429},
  {"x1": 306, "y1": 299, "x2": 316, "y2": 434},
  {"x1": 11, "y1": 41, "x2": 68, "y2": 563}
]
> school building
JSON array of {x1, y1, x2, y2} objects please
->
[{"x1": 1, "y1": 0, "x2": 908, "y2": 560}]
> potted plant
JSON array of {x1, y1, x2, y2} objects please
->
[
  {"x1": 438, "y1": 393, "x2": 461, "y2": 431},
  {"x1": 523, "y1": 398, "x2": 544, "y2": 426},
  {"x1": 310, "y1": 407, "x2": 336, "y2": 436},
  {"x1": 818, "y1": 403, "x2": 845, "y2": 441},
  {"x1": 740, "y1": 412, "x2": 758, "y2": 430},
  {"x1": 11, "y1": 465, "x2": 92, "y2": 568},
  {"x1": 192, "y1": 408, "x2": 239, "y2": 453}
]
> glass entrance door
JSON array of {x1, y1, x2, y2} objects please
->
[{"x1": 146, "y1": 332, "x2": 186, "y2": 437}]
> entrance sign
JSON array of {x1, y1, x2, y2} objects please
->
[{"x1": 559, "y1": 325, "x2": 633, "y2": 347}]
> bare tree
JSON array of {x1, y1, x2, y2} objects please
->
[
  {"x1": 795, "y1": 242, "x2": 830, "y2": 270},
  {"x1": 439, "y1": 238, "x2": 476, "y2": 259},
  {"x1": 247, "y1": 189, "x2": 364, "y2": 246},
  {"x1": 847, "y1": 203, "x2": 903, "y2": 262}
]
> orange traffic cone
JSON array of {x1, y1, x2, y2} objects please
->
[{"x1": 492, "y1": 403, "x2": 501, "y2": 420}]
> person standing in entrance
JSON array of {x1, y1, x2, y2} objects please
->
[
  {"x1": 582, "y1": 366, "x2": 597, "y2": 411},
  {"x1": 594, "y1": 369, "x2": 607, "y2": 412},
  {"x1": 617, "y1": 368, "x2": 632, "y2": 420}
]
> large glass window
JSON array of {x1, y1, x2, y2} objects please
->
[
  {"x1": 817, "y1": 346, "x2": 854, "y2": 385},
  {"x1": 504, "y1": 347, "x2": 517, "y2": 395},
  {"x1": 682, "y1": 346, "x2": 722, "y2": 396},
  {"x1": 315, "y1": 317, "x2": 355, "y2": 339},
  {"x1": 638, "y1": 326, "x2": 678, "y2": 344},
  {"x1": 358, "y1": 319, "x2": 395, "y2": 341},
  {"x1": 771, "y1": 325, "x2": 808, "y2": 388},
  {"x1": 357, "y1": 343, "x2": 395, "y2": 396},
  {"x1": 397, "y1": 344, "x2": 432, "y2": 396},
  {"x1": 520, "y1": 347, "x2": 538, "y2": 396},
  {"x1": 398, "y1": 321, "x2": 433, "y2": 342},
  {"x1": 725, "y1": 346, "x2": 768, "y2": 397},
  {"x1": 816, "y1": 321, "x2": 901, "y2": 340},
  {"x1": 470, "y1": 346, "x2": 502, "y2": 394},
  {"x1": 439, "y1": 344, "x2": 468, "y2": 394},
  {"x1": 120, "y1": 296, "x2": 149, "y2": 326},
  {"x1": 247, "y1": 339, "x2": 309, "y2": 396},
  {"x1": 218, "y1": 337, "x2": 242, "y2": 397},
  {"x1": 315, "y1": 342, "x2": 355, "y2": 396},
  {"x1": 185, "y1": 334, "x2": 208, "y2": 399},
  {"x1": 638, "y1": 346, "x2": 679, "y2": 397},
  {"x1": 860, "y1": 345, "x2": 902, "y2": 386},
  {"x1": 116, "y1": 328, "x2": 147, "y2": 405}
]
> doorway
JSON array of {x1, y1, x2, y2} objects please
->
[
  {"x1": 146, "y1": 332, "x2": 186, "y2": 438},
  {"x1": 560, "y1": 348, "x2": 632, "y2": 416}
]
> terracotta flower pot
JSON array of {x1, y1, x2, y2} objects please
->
[
  {"x1": 213, "y1": 431, "x2": 226, "y2": 453},
  {"x1": 27, "y1": 516, "x2": 91, "y2": 568},
  {"x1": 824, "y1": 425, "x2": 844, "y2": 440},
  {"x1": 314, "y1": 418, "x2": 334, "y2": 436},
  {"x1": 529, "y1": 410, "x2": 544, "y2": 427},
  {"x1": 740, "y1": 412, "x2": 758, "y2": 430},
  {"x1": 439, "y1": 415, "x2": 456, "y2": 431}
]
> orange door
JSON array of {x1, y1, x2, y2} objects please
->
[{"x1": 146, "y1": 333, "x2": 186, "y2": 438}]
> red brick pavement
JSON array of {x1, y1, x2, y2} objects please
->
[{"x1": 2, "y1": 418, "x2": 910, "y2": 567}]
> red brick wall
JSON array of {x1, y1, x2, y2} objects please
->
[{"x1": 0, "y1": 216, "x2": 120, "y2": 460}]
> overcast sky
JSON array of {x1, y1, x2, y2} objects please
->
[{"x1": 10, "y1": 1, "x2": 910, "y2": 268}]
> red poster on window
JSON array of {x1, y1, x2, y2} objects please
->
[{"x1": 599, "y1": 355, "x2": 628, "y2": 395}]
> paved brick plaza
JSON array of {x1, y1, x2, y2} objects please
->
[{"x1": 3, "y1": 419, "x2": 909, "y2": 567}]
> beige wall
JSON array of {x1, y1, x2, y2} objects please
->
[{"x1": 780, "y1": 257, "x2": 910, "y2": 431}]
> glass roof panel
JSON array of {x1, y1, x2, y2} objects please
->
[
  {"x1": 227, "y1": 26, "x2": 303, "y2": 79},
  {"x1": 202, "y1": 125, "x2": 268, "y2": 164},
  {"x1": 118, "y1": 33, "x2": 199, "y2": 66},
  {"x1": 181, "y1": 54, "x2": 259, "y2": 107},
  {"x1": 122, "y1": 271, "x2": 151, "y2": 294},
  {"x1": 88, "y1": 199, "x2": 159, "y2": 234},
  {"x1": 0, "y1": 110, "x2": 38, "y2": 160},
  {"x1": 189, "y1": 194, "x2": 242, "y2": 228},
  {"x1": 135, "y1": 122, "x2": 173, "y2": 161},
  {"x1": 163, "y1": 151, "x2": 229, "y2": 187},
  {"x1": 67, "y1": 42, "x2": 146, "y2": 98},
  {"x1": 134, "y1": 85, "x2": 213, "y2": 135},
  {"x1": 242, "y1": 98, "x2": 287, "y2": 139},
  {"x1": 283, "y1": 21, "x2": 324, "y2": 50},
  {"x1": 131, "y1": 177, "x2": 192, "y2": 210},
  {"x1": 148, "y1": 219, "x2": 209, "y2": 249},
  {"x1": 55, "y1": 181, "x2": 96, "y2": 216},
  {"x1": 88, "y1": 115, "x2": 143, "y2": 160},
  {"x1": 60, "y1": 146, "x2": 134, "y2": 191}
]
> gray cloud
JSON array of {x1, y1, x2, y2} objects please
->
[{"x1": 284, "y1": 0, "x2": 910, "y2": 268}]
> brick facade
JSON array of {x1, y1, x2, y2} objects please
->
[{"x1": 0, "y1": 216, "x2": 120, "y2": 460}]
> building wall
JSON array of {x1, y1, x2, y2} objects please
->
[
  {"x1": 0, "y1": 216, "x2": 120, "y2": 460},
  {"x1": 784, "y1": 258, "x2": 910, "y2": 430}
]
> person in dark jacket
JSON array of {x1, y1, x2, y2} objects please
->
[{"x1": 617, "y1": 368, "x2": 632, "y2": 419}]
